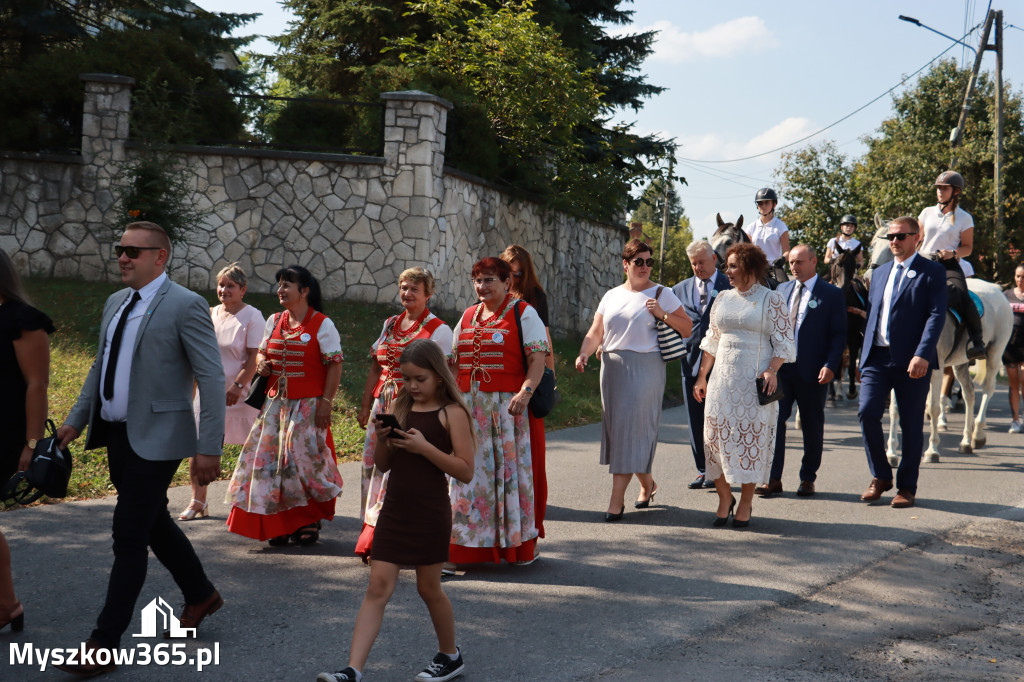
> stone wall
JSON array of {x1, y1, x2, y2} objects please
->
[{"x1": 0, "y1": 74, "x2": 625, "y2": 334}]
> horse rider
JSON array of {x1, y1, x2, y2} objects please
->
[
  {"x1": 917, "y1": 170, "x2": 986, "y2": 361},
  {"x1": 748, "y1": 188, "x2": 790, "y2": 282},
  {"x1": 824, "y1": 214, "x2": 864, "y2": 268}
]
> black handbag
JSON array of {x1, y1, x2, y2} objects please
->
[
  {"x1": 244, "y1": 373, "x2": 270, "y2": 410},
  {"x1": 512, "y1": 301, "x2": 561, "y2": 419},
  {"x1": 1, "y1": 419, "x2": 73, "y2": 505},
  {"x1": 243, "y1": 313, "x2": 283, "y2": 410}
]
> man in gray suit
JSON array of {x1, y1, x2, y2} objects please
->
[{"x1": 56, "y1": 221, "x2": 225, "y2": 677}]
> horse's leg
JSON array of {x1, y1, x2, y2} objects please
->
[
  {"x1": 971, "y1": 357, "x2": 996, "y2": 450},
  {"x1": 924, "y1": 369, "x2": 943, "y2": 463},
  {"x1": 887, "y1": 389, "x2": 901, "y2": 466},
  {"x1": 847, "y1": 333, "x2": 862, "y2": 399}
]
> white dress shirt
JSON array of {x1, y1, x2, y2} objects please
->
[
  {"x1": 789, "y1": 275, "x2": 817, "y2": 350},
  {"x1": 100, "y1": 273, "x2": 168, "y2": 422},
  {"x1": 875, "y1": 253, "x2": 918, "y2": 348}
]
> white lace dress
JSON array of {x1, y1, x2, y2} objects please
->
[{"x1": 699, "y1": 284, "x2": 796, "y2": 485}]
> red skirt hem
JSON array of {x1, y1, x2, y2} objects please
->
[
  {"x1": 447, "y1": 538, "x2": 536, "y2": 565},
  {"x1": 226, "y1": 499, "x2": 336, "y2": 541}
]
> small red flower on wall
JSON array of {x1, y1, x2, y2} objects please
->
[{"x1": 128, "y1": 209, "x2": 141, "y2": 218}]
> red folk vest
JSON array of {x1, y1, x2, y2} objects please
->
[
  {"x1": 372, "y1": 310, "x2": 446, "y2": 398},
  {"x1": 455, "y1": 297, "x2": 526, "y2": 393},
  {"x1": 265, "y1": 310, "x2": 328, "y2": 399}
]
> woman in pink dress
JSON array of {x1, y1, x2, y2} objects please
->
[
  {"x1": 179, "y1": 263, "x2": 265, "y2": 520},
  {"x1": 354, "y1": 267, "x2": 452, "y2": 559}
]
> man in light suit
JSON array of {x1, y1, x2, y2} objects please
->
[
  {"x1": 757, "y1": 245, "x2": 846, "y2": 497},
  {"x1": 858, "y1": 216, "x2": 946, "y2": 509},
  {"x1": 56, "y1": 222, "x2": 225, "y2": 676},
  {"x1": 673, "y1": 240, "x2": 732, "y2": 489}
]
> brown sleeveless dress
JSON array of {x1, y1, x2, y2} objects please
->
[{"x1": 371, "y1": 407, "x2": 453, "y2": 565}]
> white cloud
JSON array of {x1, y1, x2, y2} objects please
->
[
  {"x1": 742, "y1": 117, "x2": 816, "y2": 156},
  {"x1": 641, "y1": 17, "x2": 778, "y2": 64}
]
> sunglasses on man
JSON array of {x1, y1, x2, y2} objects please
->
[
  {"x1": 114, "y1": 245, "x2": 162, "y2": 259},
  {"x1": 630, "y1": 258, "x2": 655, "y2": 267},
  {"x1": 884, "y1": 232, "x2": 918, "y2": 242}
]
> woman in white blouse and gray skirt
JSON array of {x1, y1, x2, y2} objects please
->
[{"x1": 576, "y1": 239, "x2": 692, "y2": 521}]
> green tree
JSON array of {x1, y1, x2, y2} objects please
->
[
  {"x1": 632, "y1": 177, "x2": 693, "y2": 284},
  {"x1": 851, "y1": 60, "x2": 1024, "y2": 280},
  {"x1": 773, "y1": 140, "x2": 854, "y2": 256},
  {"x1": 269, "y1": 0, "x2": 671, "y2": 218},
  {"x1": 0, "y1": 1, "x2": 256, "y2": 151}
]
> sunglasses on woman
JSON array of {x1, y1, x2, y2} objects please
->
[
  {"x1": 884, "y1": 232, "x2": 918, "y2": 242},
  {"x1": 630, "y1": 258, "x2": 655, "y2": 267},
  {"x1": 114, "y1": 245, "x2": 162, "y2": 259}
]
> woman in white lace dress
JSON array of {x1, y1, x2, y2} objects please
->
[{"x1": 693, "y1": 243, "x2": 795, "y2": 529}]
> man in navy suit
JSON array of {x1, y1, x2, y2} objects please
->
[
  {"x1": 757, "y1": 245, "x2": 846, "y2": 497},
  {"x1": 858, "y1": 216, "x2": 946, "y2": 508},
  {"x1": 672, "y1": 240, "x2": 732, "y2": 489}
]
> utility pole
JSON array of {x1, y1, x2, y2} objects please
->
[
  {"x1": 659, "y1": 157, "x2": 673, "y2": 282},
  {"x1": 994, "y1": 10, "x2": 1005, "y2": 277},
  {"x1": 949, "y1": 10, "x2": 995, "y2": 169}
]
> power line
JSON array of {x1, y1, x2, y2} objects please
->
[
  {"x1": 674, "y1": 159, "x2": 771, "y2": 187},
  {"x1": 676, "y1": 34, "x2": 968, "y2": 164}
]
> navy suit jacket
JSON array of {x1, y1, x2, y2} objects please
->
[
  {"x1": 859, "y1": 255, "x2": 947, "y2": 371},
  {"x1": 776, "y1": 278, "x2": 847, "y2": 384},
  {"x1": 672, "y1": 270, "x2": 732, "y2": 379}
]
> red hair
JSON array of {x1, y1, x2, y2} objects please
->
[{"x1": 471, "y1": 257, "x2": 511, "y2": 281}]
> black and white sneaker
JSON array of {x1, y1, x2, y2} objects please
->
[
  {"x1": 317, "y1": 667, "x2": 359, "y2": 682},
  {"x1": 414, "y1": 648, "x2": 465, "y2": 681}
]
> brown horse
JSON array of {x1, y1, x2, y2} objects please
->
[{"x1": 830, "y1": 242, "x2": 868, "y2": 398}]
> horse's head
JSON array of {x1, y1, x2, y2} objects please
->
[
  {"x1": 710, "y1": 213, "x2": 747, "y2": 270},
  {"x1": 831, "y1": 242, "x2": 862, "y2": 291}
]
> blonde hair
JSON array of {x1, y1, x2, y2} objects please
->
[
  {"x1": 392, "y1": 339, "x2": 476, "y2": 452},
  {"x1": 217, "y1": 262, "x2": 248, "y2": 288},
  {"x1": 399, "y1": 267, "x2": 436, "y2": 297},
  {"x1": 124, "y1": 221, "x2": 171, "y2": 253}
]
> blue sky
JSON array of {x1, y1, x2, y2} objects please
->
[{"x1": 202, "y1": 0, "x2": 1023, "y2": 240}]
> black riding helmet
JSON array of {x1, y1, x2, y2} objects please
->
[
  {"x1": 755, "y1": 187, "x2": 778, "y2": 203},
  {"x1": 934, "y1": 170, "x2": 965, "y2": 190},
  {"x1": 840, "y1": 214, "x2": 857, "y2": 226}
]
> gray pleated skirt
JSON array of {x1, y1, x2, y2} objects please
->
[{"x1": 599, "y1": 350, "x2": 666, "y2": 474}]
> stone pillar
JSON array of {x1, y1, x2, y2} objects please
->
[
  {"x1": 379, "y1": 91, "x2": 453, "y2": 264},
  {"x1": 78, "y1": 74, "x2": 135, "y2": 262}
]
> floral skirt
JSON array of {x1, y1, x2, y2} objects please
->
[
  {"x1": 225, "y1": 395, "x2": 343, "y2": 540},
  {"x1": 448, "y1": 385, "x2": 537, "y2": 564}
]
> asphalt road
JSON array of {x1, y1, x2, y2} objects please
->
[{"x1": 3, "y1": 391, "x2": 1023, "y2": 681}]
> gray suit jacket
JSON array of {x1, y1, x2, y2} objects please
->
[{"x1": 66, "y1": 277, "x2": 225, "y2": 460}]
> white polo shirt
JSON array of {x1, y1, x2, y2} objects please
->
[{"x1": 748, "y1": 215, "x2": 789, "y2": 262}]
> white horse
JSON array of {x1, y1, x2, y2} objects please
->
[{"x1": 868, "y1": 221, "x2": 1014, "y2": 463}]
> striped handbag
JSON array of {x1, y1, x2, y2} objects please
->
[{"x1": 654, "y1": 286, "x2": 686, "y2": 362}]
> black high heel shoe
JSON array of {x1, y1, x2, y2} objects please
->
[
  {"x1": 604, "y1": 506, "x2": 625, "y2": 522},
  {"x1": 712, "y1": 497, "x2": 736, "y2": 527},
  {"x1": 732, "y1": 505, "x2": 752, "y2": 529},
  {"x1": 634, "y1": 485, "x2": 658, "y2": 509},
  {"x1": 0, "y1": 602, "x2": 24, "y2": 632}
]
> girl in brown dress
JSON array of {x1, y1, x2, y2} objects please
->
[{"x1": 318, "y1": 340, "x2": 475, "y2": 682}]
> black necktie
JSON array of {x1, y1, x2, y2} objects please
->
[{"x1": 103, "y1": 291, "x2": 141, "y2": 400}]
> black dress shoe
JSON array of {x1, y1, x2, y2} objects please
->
[
  {"x1": 688, "y1": 474, "x2": 706, "y2": 489},
  {"x1": 604, "y1": 506, "x2": 625, "y2": 522}
]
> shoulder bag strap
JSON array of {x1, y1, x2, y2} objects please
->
[{"x1": 513, "y1": 300, "x2": 527, "y2": 367}]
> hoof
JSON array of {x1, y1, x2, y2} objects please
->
[
  {"x1": 887, "y1": 455, "x2": 900, "y2": 466},
  {"x1": 924, "y1": 452, "x2": 940, "y2": 463},
  {"x1": 958, "y1": 444, "x2": 973, "y2": 454},
  {"x1": 937, "y1": 419, "x2": 948, "y2": 430},
  {"x1": 973, "y1": 437, "x2": 986, "y2": 449}
]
